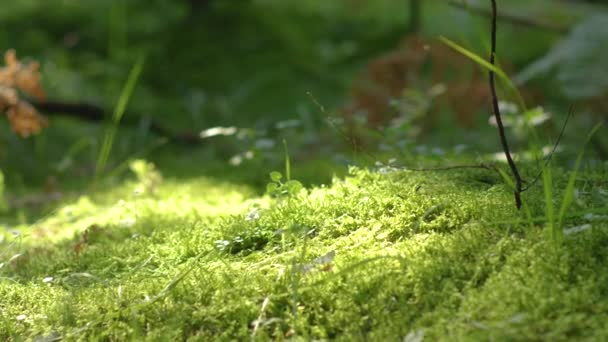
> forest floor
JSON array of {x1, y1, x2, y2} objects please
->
[
  {"x1": 2, "y1": 156, "x2": 608, "y2": 341},
  {"x1": 1, "y1": 2, "x2": 608, "y2": 340}
]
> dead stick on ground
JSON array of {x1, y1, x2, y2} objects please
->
[{"x1": 32, "y1": 100, "x2": 201, "y2": 145}]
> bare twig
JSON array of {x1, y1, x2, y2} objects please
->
[
  {"x1": 448, "y1": 0, "x2": 569, "y2": 34},
  {"x1": 489, "y1": 0, "x2": 523, "y2": 209},
  {"x1": 522, "y1": 106, "x2": 574, "y2": 192}
]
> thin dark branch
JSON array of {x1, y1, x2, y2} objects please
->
[
  {"x1": 522, "y1": 106, "x2": 573, "y2": 192},
  {"x1": 448, "y1": 0, "x2": 569, "y2": 34},
  {"x1": 489, "y1": 0, "x2": 523, "y2": 209}
]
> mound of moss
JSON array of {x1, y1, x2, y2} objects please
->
[{"x1": 1, "y1": 164, "x2": 607, "y2": 341}]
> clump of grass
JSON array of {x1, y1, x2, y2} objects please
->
[{"x1": 542, "y1": 123, "x2": 602, "y2": 247}]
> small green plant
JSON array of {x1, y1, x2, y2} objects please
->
[
  {"x1": 266, "y1": 140, "x2": 303, "y2": 198},
  {"x1": 266, "y1": 171, "x2": 303, "y2": 198},
  {"x1": 129, "y1": 159, "x2": 162, "y2": 195}
]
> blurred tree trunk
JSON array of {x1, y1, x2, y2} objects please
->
[
  {"x1": 408, "y1": 0, "x2": 421, "y2": 33},
  {"x1": 190, "y1": 0, "x2": 213, "y2": 12}
]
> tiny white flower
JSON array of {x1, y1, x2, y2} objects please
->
[
  {"x1": 120, "y1": 218, "x2": 136, "y2": 228},
  {"x1": 43, "y1": 276, "x2": 53, "y2": 283},
  {"x1": 229, "y1": 154, "x2": 243, "y2": 166},
  {"x1": 431, "y1": 147, "x2": 445, "y2": 155},
  {"x1": 200, "y1": 126, "x2": 238, "y2": 138},
  {"x1": 454, "y1": 144, "x2": 468, "y2": 153},
  {"x1": 255, "y1": 139, "x2": 275, "y2": 149},
  {"x1": 498, "y1": 101, "x2": 518, "y2": 114},
  {"x1": 564, "y1": 224, "x2": 592, "y2": 235},
  {"x1": 16, "y1": 314, "x2": 27, "y2": 321},
  {"x1": 245, "y1": 208, "x2": 260, "y2": 221},
  {"x1": 275, "y1": 119, "x2": 301, "y2": 129}
]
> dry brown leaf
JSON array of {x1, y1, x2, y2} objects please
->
[
  {"x1": 6, "y1": 100, "x2": 48, "y2": 137},
  {"x1": 341, "y1": 35, "x2": 496, "y2": 130},
  {"x1": 0, "y1": 49, "x2": 48, "y2": 137},
  {"x1": 0, "y1": 85, "x2": 19, "y2": 109}
]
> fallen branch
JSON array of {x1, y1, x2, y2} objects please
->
[{"x1": 32, "y1": 100, "x2": 201, "y2": 145}]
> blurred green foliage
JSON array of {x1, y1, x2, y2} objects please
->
[{"x1": 0, "y1": 0, "x2": 606, "y2": 190}]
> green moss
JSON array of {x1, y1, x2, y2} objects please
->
[{"x1": 1, "y1": 162, "x2": 607, "y2": 340}]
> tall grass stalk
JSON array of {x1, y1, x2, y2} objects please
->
[
  {"x1": 283, "y1": 139, "x2": 291, "y2": 181},
  {"x1": 543, "y1": 122, "x2": 602, "y2": 246},
  {"x1": 542, "y1": 162, "x2": 557, "y2": 244},
  {"x1": 94, "y1": 55, "x2": 145, "y2": 181},
  {"x1": 0, "y1": 169, "x2": 7, "y2": 213},
  {"x1": 556, "y1": 123, "x2": 603, "y2": 231}
]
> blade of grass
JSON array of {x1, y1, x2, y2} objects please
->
[
  {"x1": 556, "y1": 122, "x2": 603, "y2": 231},
  {"x1": 283, "y1": 139, "x2": 291, "y2": 181},
  {"x1": 467, "y1": 9, "x2": 522, "y2": 114},
  {"x1": 495, "y1": 165, "x2": 514, "y2": 188},
  {"x1": 542, "y1": 162, "x2": 556, "y2": 244},
  {"x1": 95, "y1": 54, "x2": 145, "y2": 181},
  {"x1": 439, "y1": 36, "x2": 527, "y2": 112},
  {"x1": 0, "y1": 170, "x2": 7, "y2": 213}
]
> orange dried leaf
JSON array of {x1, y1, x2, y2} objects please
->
[
  {"x1": 6, "y1": 101, "x2": 48, "y2": 137},
  {"x1": 0, "y1": 49, "x2": 48, "y2": 137},
  {"x1": 15, "y1": 61, "x2": 46, "y2": 101},
  {"x1": 5, "y1": 49, "x2": 17, "y2": 67},
  {"x1": 0, "y1": 86, "x2": 19, "y2": 109}
]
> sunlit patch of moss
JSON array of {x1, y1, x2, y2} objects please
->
[{"x1": 1, "y1": 160, "x2": 608, "y2": 340}]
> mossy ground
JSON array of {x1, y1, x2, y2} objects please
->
[
  {"x1": 2, "y1": 158, "x2": 608, "y2": 341},
  {"x1": 1, "y1": 1, "x2": 607, "y2": 340}
]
